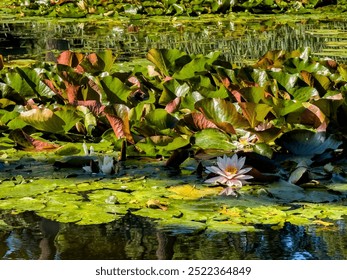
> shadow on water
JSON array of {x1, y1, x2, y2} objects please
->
[{"x1": 1, "y1": 211, "x2": 347, "y2": 260}]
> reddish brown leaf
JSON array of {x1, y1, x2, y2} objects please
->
[
  {"x1": 105, "y1": 112, "x2": 134, "y2": 144},
  {"x1": 325, "y1": 59, "x2": 338, "y2": 70},
  {"x1": 301, "y1": 103, "x2": 328, "y2": 130},
  {"x1": 9, "y1": 129, "x2": 59, "y2": 151},
  {"x1": 0, "y1": 54, "x2": 4, "y2": 70},
  {"x1": 128, "y1": 76, "x2": 141, "y2": 87},
  {"x1": 57, "y1": 50, "x2": 84, "y2": 68},
  {"x1": 87, "y1": 53, "x2": 98, "y2": 66},
  {"x1": 300, "y1": 70, "x2": 313, "y2": 86},
  {"x1": 183, "y1": 112, "x2": 218, "y2": 131},
  {"x1": 231, "y1": 90, "x2": 243, "y2": 103},
  {"x1": 64, "y1": 81, "x2": 80, "y2": 104},
  {"x1": 165, "y1": 97, "x2": 181, "y2": 113},
  {"x1": 76, "y1": 100, "x2": 104, "y2": 115}
]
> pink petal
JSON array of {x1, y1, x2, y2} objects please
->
[
  {"x1": 236, "y1": 156, "x2": 246, "y2": 169},
  {"x1": 226, "y1": 179, "x2": 243, "y2": 187},
  {"x1": 237, "y1": 167, "x2": 252, "y2": 175},
  {"x1": 236, "y1": 174, "x2": 254, "y2": 180},
  {"x1": 205, "y1": 175, "x2": 227, "y2": 185},
  {"x1": 219, "y1": 187, "x2": 238, "y2": 196}
]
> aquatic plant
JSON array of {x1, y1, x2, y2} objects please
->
[
  {"x1": 0, "y1": 0, "x2": 344, "y2": 18},
  {"x1": 1, "y1": 47, "x2": 347, "y2": 232},
  {"x1": 205, "y1": 154, "x2": 253, "y2": 196}
]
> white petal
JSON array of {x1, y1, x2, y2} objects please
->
[
  {"x1": 235, "y1": 175, "x2": 253, "y2": 180},
  {"x1": 217, "y1": 155, "x2": 228, "y2": 170},
  {"x1": 219, "y1": 186, "x2": 238, "y2": 196},
  {"x1": 205, "y1": 166, "x2": 227, "y2": 177},
  {"x1": 205, "y1": 175, "x2": 226, "y2": 184},
  {"x1": 236, "y1": 156, "x2": 246, "y2": 169},
  {"x1": 226, "y1": 179, "x2": 242, "y2": 187},
  {"x1": 229, "y1": 154, "x2": 238, "y2": 166},
  {"x1": 237, "y1": 167, "x2": 252, "y2": 175}
]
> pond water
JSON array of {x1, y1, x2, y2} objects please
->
[
  {"x1": 1, "y1": 16, "x2": 347, "y2": 65},
  {"x1": 1, "y1": 212, "x2": 347, "y2": 260},
  {"x1": 1, "y1": 15, "x2": 347, "y2": 260}
]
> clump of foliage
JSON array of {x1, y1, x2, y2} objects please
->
[
  {"x1": 0, "y1": 0, "x2": 344, "y2": 17},
  {"x1": 1, "y1": 47, "x2": 347, "y2": 231},
  {"x1": 1, "y1": 47, "x2": 346, "y2": 157}
]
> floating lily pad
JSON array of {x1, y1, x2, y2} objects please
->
[{"x1": 168, "y1": 184, "x2": 222, "y2": 200}]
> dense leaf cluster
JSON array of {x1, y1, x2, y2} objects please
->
[
  {"x1": 0, "y1": 0, "x2": 343, "y2": 17},
  {"x1": 0, "y1": 47, "x2": 346, "y2": 159},
  {"x1": 1, "y1": 48, "x2": 347, "y2": 229}
]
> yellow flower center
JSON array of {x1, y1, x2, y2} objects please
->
[{"x1": 225, "y1": 166, "x2": 238, "y2": 175}]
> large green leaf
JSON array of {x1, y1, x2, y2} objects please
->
[
  {"x1": 276, "y1": 129, "x2": 342, "y2": 156},
  {"x1": 136, "y1": 135, "x2": 189, "y2": 156},
  {"x1": 193, "y1": 128, "x2": 236, "y2": 151},
  {"x1": 291, "y1": 86, "x2": 319, "y2": 102},
  {"x1": 20, "y1": 108, "x2": 66, "y2": 134},
  {"x1": 239, "y1": 102, "x2": 272, "y2": 128},
  {"x1": 20, "y1": 107, "x2": 81, "y2": 134},
  {"x1": 269, "y1": 72, "x2": 299, "y2": 94},
  {"x1": 145, "y1": 108, "x2": 178, "y2": 131},
  {"x1": 100, "y1": 75, "x2": 132, "y2": 104},
  {"x1": 195, "y1": 98, "x2": 248, "y2": 131},
  {"x1": 173, "y1": 52, "x2": 220, "y2": 80},
  {"x1": 55, "y1": 107, "x2": 83, "y2": 133},
  {"x1": 147, "y1": 48, "x2": 188, "y2": 77},
  {"x1": 4, "y1": 71, "x2": 35, "y2": 98}
]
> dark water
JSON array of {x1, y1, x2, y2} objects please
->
[
  {"x1": 1, "y1": 17, "x2": 347, "y2": 65},
  {"x1": 1, "y1": 212, "x2": 347, "y2": 260}
]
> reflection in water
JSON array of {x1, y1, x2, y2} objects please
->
[
  {"x1": 1, "y1": 213, "x2": 347, "y2": 260},
  {"x1": 1, "y1": 18, "x2": 347, "y2": 64}
]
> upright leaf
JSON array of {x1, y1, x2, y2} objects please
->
[{"x1": 195, "y1": 98, "x2": 248, "y2": 132}]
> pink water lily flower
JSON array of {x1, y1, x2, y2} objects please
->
[{"x1": 205, "y1": 154, "x2": 253, "y2": 196}]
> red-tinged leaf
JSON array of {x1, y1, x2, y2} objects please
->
[
  {"x1": 31, "y1": 138, "x2": 59, "y2": 151},
  {"x1": 165, "y1": 97, "x2": 181, "y2": 113},
  {"x1": 64, "y1": 82, "x2": 80, "y2": 104},
  {"x1": 325, "y1": 59, "x2": 338, "y2": 70},
  {"x1": 0, "y1": 54, "x2": 4, "y2": 70},
  {"x1": 9, "y1": 129, "x2": 59, "y2": 151},
  {"x1": 301, "y1": 102, "x2": 327, "y2": 129},
  {"x1": 249, "y1": 127, "x2": 283, "y2": 143},
  {"x1": 56, "y1": 50, "x2": 84, "y2": 68},
  {"x1": 239, "y1": 102, "x2": 272, "y2": 128},
  {"x1": 195, "y1": 98, "x2": 248, "y2": 132},
  {"x1": 76, "y1": 100, "x2": 104, "y2": 115},
  {"x1": 231, "y1": 90, "x2": 243, "y2": 103},
  {"x1": 80, "y1": 79, "x2": 102, "y2": 102},
  {"x1": 254, "y1": 50, "x2": 286, "y2": 69},
  {"x1": 128, "y1": 76, "x2": 141, "y2": 87},
  {"x1": 43, "y1": 79, "x2": 61, "y2": 95},
  {"x1": 300, "y1": 70, "x2": 314, "y2": 87},
  {"x1": 105, "y1": 105, "x2": 134, "y2": 144},
  {"x1": 79, "y1": 50, "x2": 114, "y2": 73},
  {"x1": 183, "y1": 112, "x2": 218, "y2": 131}
]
